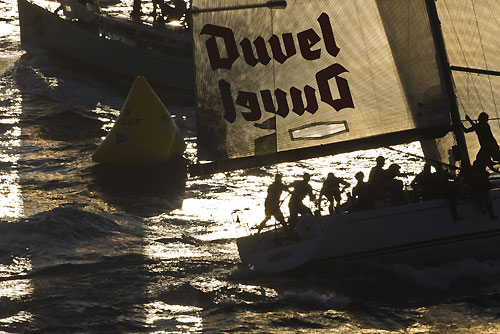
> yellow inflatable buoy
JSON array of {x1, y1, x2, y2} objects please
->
[{"x1": 92, "y1": 76, "x2": 185, "y2": 165}]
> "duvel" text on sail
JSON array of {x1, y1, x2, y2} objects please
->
[{"x1": 200, "y1": 12, "x2": 355, "y2": 124}]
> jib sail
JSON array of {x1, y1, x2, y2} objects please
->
[{"x1": 422, "y1": 0, "x2": 500, "y2": 167}]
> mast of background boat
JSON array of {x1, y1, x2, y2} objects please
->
[
  {"x1": 425, "y1": 0, "x2": 470, "y2": 168},
  {"x1": 190, "y1": 1, "x2": 287, "y2": 14}
]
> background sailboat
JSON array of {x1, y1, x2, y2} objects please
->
[{"x1": 17, "y1": 0, "x2": 194, "y2": 102}]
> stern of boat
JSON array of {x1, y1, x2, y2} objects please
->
[{"x1": 236, "y1": 215, "x2": 323, "y2": 273}]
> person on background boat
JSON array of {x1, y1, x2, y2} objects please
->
[
  {"x1": 463, "y1": 112, "x2": 500, "y2": 164},
  {"x1": 317, "y1": 172, "x2": 350, "y2": 215},
  {"x1": 152, "y1": 0, "x2": 187, "y2": 24},
  {"x1": 351, "y1": 171, "x2": 373, "y2": 211},
  {"x1": 256, "y1": 173, "x2": 289, "y2": 233},
  {"x1": 131, "y1": 0, "x2": 142, "y2": 19},
  {"x1": 168, "y1": 0, "x2": 187, "y2": 22},
  {"x1": 55, "y1": 0, "x2": 100, "y2": 21},
  {"x1": 288, "y1": 173, "x2": 315, "y2": 231},
  {"x1": 152, "y1": 0, "x2": 165, "y2": 22}
]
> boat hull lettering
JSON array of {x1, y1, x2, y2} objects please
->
[{"x1": 266, "y1": 248, "x2": 292, "y2": 263}]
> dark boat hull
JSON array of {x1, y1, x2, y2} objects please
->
[
  {"x1": 237, "y1": 188, "x2": 500, "y2": 273},
  {"x1": 17, "y1": 0, "x2": 194, "y2": 102}
]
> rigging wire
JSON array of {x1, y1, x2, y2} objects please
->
[
  {"x1": 442, "y1": 0, "x2": 486, "y2": 114},
  {"x1": 471, "y1": 0, "x2": 499, "y2": 125},
  {"x1": 385, "y1": 146, "x2": 460, "y2": 170}
]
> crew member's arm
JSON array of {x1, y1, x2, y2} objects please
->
[
  {"x1": 463, "y1": 115, "x2": 476, "y2": 133},
  {"x1": 309, "y1": 186, "x2": 316, "y2": 203},
  {"x1": 316, "y1": 186, "x2": 323, "y2": 207}
]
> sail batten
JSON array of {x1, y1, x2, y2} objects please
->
[
  {"x1": 192, "y1": 0, "x2": 453, "y2": 173},
  {"x1": 451, "y1": 66, "x2": 500, "y2": 77}
]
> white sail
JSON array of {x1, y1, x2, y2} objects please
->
[{"x1": 191, "y1": 0, "x2": 452, "y2": 173}]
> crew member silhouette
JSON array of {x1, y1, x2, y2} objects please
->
[
  {"x1": 256, "y1": 174, "x2": 289, "y2": 233},
  {"x1": 411, "y1": 163, "x2": 434, "y2": 200},
  {"x1": 463, "y1": 112, "x2": 500, "y2": 165},
  {"x1": 351, "y1": 171, "x2": 373, "y2": 211},
  {"x1": 368, "y1": 155, "x2": 387, "y2": 186},
  {"x1": 317, "y1": 172, "x2": 350, "y2": 214},
  {"x1": 288, "y1": 173, "x2": 315, "y2": 231}
]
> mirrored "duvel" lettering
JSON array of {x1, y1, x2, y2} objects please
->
[{"x1": 200, "y1": 12, "x2": 354, "y2": 124}]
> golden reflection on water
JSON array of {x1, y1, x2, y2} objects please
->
[
  {"x1": 0, "y1": 279, "x2": 33, "y2": 300},
  {"x1": 144, "y1": 242, "x2": 210, "y2": 260},
  {"x1": 144, "y1": 301, "x2": 202, "y2": 333},
  {"x1": 0, "y1": 311, "x2": 33, "y2": 327},
  {"x1": 237, "y1": 284, "x2": 278, "y2": 299},
  {"x1": 0, "y1": 259, "x2": 33, "y2": 328},
  {"x1": 0, "y1": 113, "x2": 23, "y2": 219},
  {"x1": 0, "y1": 170, "x2": 23, "y2": 218},
  {"x1": 0, "y1": 257, "x2": 32, "y2": 279}
]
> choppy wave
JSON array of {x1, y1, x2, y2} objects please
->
[
  {"x1": 385, "y1": 258, "x2": 500, "y2": 289},
  {"x1": 0, "y1": 206, "x2": 127, "y2": 271},
  {"x1": 280, "y1": 289, "x2": 351, "y2": 309},
  {"x1": 0, "y1": 206, "x2": 119, "y2": 242}
]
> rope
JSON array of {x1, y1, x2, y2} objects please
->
[
  {"x1": 278, "y1": 192, "x2": 290, "y2": 206},
  {"x1": 384, "y1": 146, "x2": 460, "y2": 170}
]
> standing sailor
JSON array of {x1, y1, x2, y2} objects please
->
[
  {"x1": 317, "y1": 172, "x2": 350, "y2": 214},
  {"x1": 463, "y1": 112, "x2": 500, "y2": 164},
  {"x1": 131, "y1": 0, "x2": 142, "y2": 19},
  {"x1": 256, "y1": 174, "x2": 289, "y2": 233},
  {"x1": 288, "y1": 173, "x2": 315, "y2": 231}
]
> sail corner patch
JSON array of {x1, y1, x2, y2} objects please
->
[{"x1": 289, "y1": 121, "x2": 349, "y2": 141}]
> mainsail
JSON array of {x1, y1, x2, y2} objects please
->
[
  {"x1": 422, "y1": 0, "x2": 500, "y2": 167},
  {"x1": 190, "y1": 0, "x2": 454, "y2": 175}
]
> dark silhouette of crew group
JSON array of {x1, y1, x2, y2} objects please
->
[
  {"x1": 255, "y1": 112, "x2": 500, "y2": 233},
  {"x1": 256, "y1": 157, "x2": 414, "y2": 233}
]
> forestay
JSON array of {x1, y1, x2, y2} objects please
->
[
  {"x1": 191, "y1": 0, "x2": 452, "y2": 175},
  {"x1": 422, "y1": 0, "x2": 500, "y2": 166}
]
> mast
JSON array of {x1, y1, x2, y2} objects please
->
[{"x1": 425, "y1": 0, "x2": 470, "y2": 168}]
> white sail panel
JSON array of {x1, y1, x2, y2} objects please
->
[
  {"x1": 427, "y1": 0, "x2": 500, "y2": 165},
  {"x1": 193, "y1": 0, "x2": 451, "y2": 163}
]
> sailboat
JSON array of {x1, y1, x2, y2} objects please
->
[
  {"x1": 188, "y1": 0, "x2": 500, "y2": 273},
  {"x1": 17, "y1": 0, "x2": 194, "y2": 101}
]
